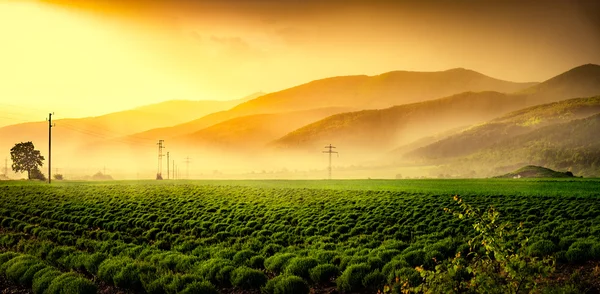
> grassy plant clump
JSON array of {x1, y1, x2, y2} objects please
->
[
  {"x1": 336, "y1": 263, "x2": 371, "y2": 292},
  {"x1": 230, "y1": 266, "x2": 268, "y2": 289}
]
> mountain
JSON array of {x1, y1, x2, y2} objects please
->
[
  {"x1": 173, "y1": 107, "x2": 353, "y2": 152},
  {"x1": 495, "y1": 165, "x2": 576, "y2": 178},
  {"x1": 271, "y1": 64, "x2": 600, "y2": 157},
  {"x1": 404, "y1": 96, "x2": 600, "y2": 160},
  {"x1": 446, "y1": 113, "x2": 600, "y2": 177},
  {"x1": 0, "y1": 94, "x2": 260, "y2": 163},
  {"x1": 519, "y1": 64, "x2": 600, "y2": 103},
  {"x1": 129, "y1": 68, "x2": 535, "y2": 141}
]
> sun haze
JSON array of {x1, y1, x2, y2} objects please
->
[{"x1": 1, "y1": 0, "x2": 599, "y2": 120}]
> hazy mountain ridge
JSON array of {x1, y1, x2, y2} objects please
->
[
  {"x1": 131, "y1": 68, "x2": 535, "y2": 142},
  {"x1": 405, "y1": 96, "x2": 600, "y2": 160},
  {"x1": 172, "y1": 107, "x2": 355, "y2": 152},
  {"x1": 446, "y1": 113, "x2": 600, "y2": 177},
  {"x1": 271, "y1": 64, "x2": 600, "y2": 158}
]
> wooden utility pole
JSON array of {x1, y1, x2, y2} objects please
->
[{"x1": 322, "y1": 144, "x2": 338, "y2": 180}]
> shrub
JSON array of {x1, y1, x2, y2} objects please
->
[
  {"x1": 565, "y1": 248, "x2": 587, "y2": 263},
  {"x1": 336, "y1": 263, "x2": 371, "y2": 292},
  {"x1": 98, "y1": 257, "x2": 129, "y2": 284},
  {"x1": 195, "y1": 258, "x2": 234, "y2": 284},
  {"x1": 309, "y1": 264, "x2": 339, "y2": 284},
  {"x1": 113, "y1": 263, "x2": 143, "y2": 290},
  {"x1": 382, "y1": 259, "x2": 410, "y2": 282},
  {"x1": 45, "y1": 273, "x2": 97, "y2": 294},
  {"x1": 276, "y1": 275, "x2": 310, "y2": 294},
  {"x1": 284, "y1": 257, "x2": 319, "y2": 280},
  {"x1": 394, "y1": 267, "x2": 422, "y2": 288},
  {"x1": 19, "y1": 263, "x2": 48, "y2": 286},
  {"x1": 233, "y1": 250, "x2": 256, "y2": 266},
  {"x1": 230, "y1": 266, "x2": 268, "y2": 289},
  {"x1": 528, "y1": 240, "x2": 556, "y2": 257},
  {"x1": 265, "y1": 253, "x2": 296, "y2": 274},
  {"x1": 362, "y1": 270, "x2": 385, "y2": 289},
  {"x1": 6, "y1": 258, "x2": 39, "y2": 283},
  {"x1": 84, "y1": 252, "x2": 108, "y2": 274},
  {"x1": 263, "y1": 275, "x2": 310, "y2": 294},
  {"x1": 249, "y1": 255, "x2": 265, "y2": 269},
  {"x1": 32, "y1": 267, "x2": 62, "y2": 294},
  {"x1": 179, "y1": 281, "x2": 219, "y2": 294}
]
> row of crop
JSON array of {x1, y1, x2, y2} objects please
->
[{"x1": 0, "y1": 251, "x2": 96, "y2": 294}]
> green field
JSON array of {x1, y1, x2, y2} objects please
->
[{"x1": 1, "y1": 179, "x2": 599, "y2": 293}]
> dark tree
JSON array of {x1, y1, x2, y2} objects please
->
[{"x1": 10, "y1": 142, "x2": 45, "y2": 180}]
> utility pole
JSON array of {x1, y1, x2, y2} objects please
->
[
  {"x1": 47, "y1": 113, "x2": 54, "y2": 184},
  {"x1": 172, "y1": 160, "x2": 175, "y2": 179},
  {"x1": 322, "y1": 144, "x2": 338, "y2": 180},
  {"x1": 156, "y1": 140, "x2": 165, "y2": 179},
  {"x1": 184, "y1": 156, "x2": 191, "y2": 179},
  {"x1": 3, "y1": 157, "x2": 7, "y2": 176},
  {"x1": 166, "y1": 152, "x2": 170, "y2": 180}
]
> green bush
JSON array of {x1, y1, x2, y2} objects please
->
[
  {"x1": 565, "y1": 248, "x2": 587, "y2": 263},
  {"x1": 394, "y1": 267, "x2": 422, "y2": 288},
  {"x1": 265, "y1": 253, "x2": 296, "y2": 274},
  {"x1": 84, "y1": 252, "x2": 107, "y2": 274},
  {"x1": 233, "y1": 249, "x2": 255, "y2": 265},
  {"x1": 179, "y1": 281, "x2": 219, "y2": 294},
  {"x1": 98, "y1": 257, "x2": 129, "y2": 284},
  {"x1": 362, "y1": 269, "x2": 385, "y2": 289},
  {"x1": 284, "y1": 257, "x2": 319, "y2": 280},
  {"x1": 276, "y1": 275, "x2": 310, "y2": 294},
  {"x1": 32, "y1": 267, "x2": 62, "y2": 294},
  {"x1": 336, "y1": 263, "x2": 371, "y2": 292},
  {"x1": 45, "y1": 272, "x2": 97, "y2": 294},
  {"x1": 382, "y1": 259, "x2": 410, "y2": 282},
  {"x1": 309, "y1": 264, "x2": 339, "y2": 284},
  {"x1": 249, "y1": 255, "x2": 265, "y2": 269},
  {"x1": 5, "y1": 258, "x2": 38, "y2": 283},
  {"x1": 230, "y1": 266, "x2": 268, "y2": 289},
  {"x1": 528, "y1": 240, "x2": 556, "y2": 257},
  {"x1": 195, "y1": 258, "x2": 234, "y2": 284},
  {"x1": 19, "y1": 263, "x2": 48, "y2": 286}
]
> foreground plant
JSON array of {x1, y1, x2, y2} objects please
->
[{"x1": 385, "y1": 196, "x2": 555, "y2": 294}]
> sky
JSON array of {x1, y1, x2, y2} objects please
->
[{"x1": 1, "y1": 0, "x2": 599, "y2": 122}]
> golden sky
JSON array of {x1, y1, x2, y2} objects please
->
[{"x1": 1, "y1": 0, "x2": 599, "y2": 121}]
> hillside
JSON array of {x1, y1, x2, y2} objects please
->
[
  {"x1": 271, "y1": 64, "x2": 600, "y2": 156},
  {"x1": 173, "y1": 107, "x2": 352, "y2": 152},
  {"x1": 0, "y1": 94, "x2": 259, "y2": 164},
  {"x1": 443, "y1": 113, "x2": 600, "y2": 177},
  {"x1": 271, "y1": 91, "x2": 528, "y2": 154},
  {"x1": 130, "y1": 68, "x2": 535, "y2": 141},
  {"x1": 495, "y1": 165, "x2": 576, "y2": 178},
  {"x1": 405, "y1": 96, "x2": 600, "y2": 160}
]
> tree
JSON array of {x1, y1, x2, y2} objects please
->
[{"x1": 10, "y1": 142, "x2": 45, "y2": 180}]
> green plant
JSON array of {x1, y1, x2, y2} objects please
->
[{"x1": 230, "y1": 266, "x2": 268, "y2": 289}]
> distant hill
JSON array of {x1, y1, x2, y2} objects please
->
[
  {"x1": 495, "y1": 165, "x2": 576, "y2": 178},
  {"x1": 271, "y1": 64, "x2": 600, "y2": 157},
  {"x1": 130, "y1": 68, "x2": 535, "y2": 141},
  {"x1": 439, "y1": 113, "x2": 600, "y2": 177},
  {"x1": 405, "y1": 96, "x2": 600, "y2": 160},
  {"x1": 0, "y1": 93, "x2": 260, "y2": 163},
  {"x1": 173, "y1": 107, "x2": 353, "y2": 152}
]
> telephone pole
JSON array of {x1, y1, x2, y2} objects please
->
[
  {"x1": 47, "y1": 113, "x2": 54, "y2": 184},
  {"x1": 322, "y1": 144, "x2": 338, "y2": 180},
  {"x1": 3, "y1": 157, "x2": 7, "y2": 176},
  {"x1": 172, "y1": 159, "x2": 175, "y2": 179},
  {"x1": 166, "y1": 152, "x2": 170, "y2": 180},
  {"x1": 156, "y1": 140, "x2": 165, "y2": 179},
  {"x1": 184, "y1": 156, "x2": 191, "y2": 179}
]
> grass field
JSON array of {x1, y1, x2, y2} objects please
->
[{"x1": 1, "y1": 179, "x2": 599, "y2": 293}]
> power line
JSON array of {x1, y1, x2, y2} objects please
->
[{"x1": 322, "y1": 144, "x2": 338, "y2": 180}]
